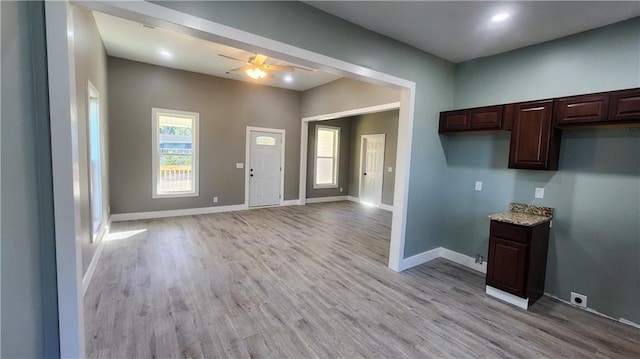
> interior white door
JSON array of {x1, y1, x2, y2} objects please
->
[
  {"x1": 249, "y1": 130, "x2": 282, "y2": 207},
  {"x1": 360, "y1": 134, "x2": 386, "y2": 206}
]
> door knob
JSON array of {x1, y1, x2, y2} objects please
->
[
  {"x1": 363, "y1": 172, "x2": 367, "y2": 176},
  {"x1": 250, "y1": 174, "x2": 253, "y2": 177}
]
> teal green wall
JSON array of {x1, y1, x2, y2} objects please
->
[
  {"x1": 449, "y1": 18, "x2": 640, "y2": 323},
  {"x1": 155, "y1": 1, "x2": 456, "y2": 256}
]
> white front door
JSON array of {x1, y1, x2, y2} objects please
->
[
  {"x1": 249, "y1": 130, "x2": 283, "y2": 207},
  {"x1": 360, "y1": 134, "x2": 386, "y2": 206}
]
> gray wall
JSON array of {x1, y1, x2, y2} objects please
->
[
  {"x1": 108, "y1": 57, "x2": 302, "y2": 213},
  {"x1": 448, "y1": 18, "x2": 640, "y2": 323},
  {"x1": 301, "y1": 77, "x2": 400, "y2": 118},
  {"x1": 306, "y1": 118, "x2": 351, "y2": 198},
  {"x1": 349, "y1": 110, "x2": 398, "y2": 206},
  {"x1": 1, "y1": 1, "x2": 60, "y2": 357},
  {"x1": 73, "y1": 6, "x2": 110, "y2": 275},
  {"x1": 155, "y1": 1, "x2": 457, "y2": 258}
]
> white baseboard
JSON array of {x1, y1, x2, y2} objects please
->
[
  {"x1": 545, "y1": 292, "x2": 640, "y2": 330},
  {"x1": 111, "y1": 204, "x2": 249, "y2": 221},
  {"x1": 305, "y1": 196, "x2": 348, "y2": 204},
  {"x1": 111, "y1": 199, "x2": 306, "y2": 222},
  {"x1": 486, "y1": 285, "x2": 529, "y2": 309},
  {"x1": 346, "y1": 196, "x2": 393, "y2": 212},
  {"x1": 440, "y1": 247, "x2": 487, "y2": 274},
  {"x1": 399, "y1": 246, "x2": 487, "y2": 274},
  {"x1": 398, "y1": 247, "x2": 441, "y2": 271},
  {"x1": 83, "y1": 217, "x2": 110, "y2": 297}
]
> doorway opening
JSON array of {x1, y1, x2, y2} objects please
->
[{"x1": 45, "y1": 2, "x2": 416, "y2": 356}]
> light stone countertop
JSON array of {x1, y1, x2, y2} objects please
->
[
  {"x1": 488, "y1": 211, "x2": 552, "y2": 227},
  {"x1": 488, "y1": 203, "x2": 554, "y2": 227}
]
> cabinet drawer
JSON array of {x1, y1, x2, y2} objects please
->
[
  {"x1": 439, "y1": 110, "x2": 470, "y2": 133},
  {"x1": 609, "y1": 88, "x2": 640, "y2": 121},
  {"x1": 555, "y1": 93, "x2": 609, "y2": 126},
  {"x1": 471, "y1": 106, "x2": 503, "y2": 130},
  {"x1": 490, "y1": 221, "x2": 528, "y2": 243}
]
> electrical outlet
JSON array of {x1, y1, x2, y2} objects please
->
[
  {"x1": 535, "y1": 187, "x2": 545, "y2": 199},
  {"x1": 475, "y1": 254, "x2": 484, "y2": 264},
  {"x1": 213, "y1": 196, "x2": 218, "y2": 203},
  {"x1": 388, "y1": 167, "x2": 393, "y2": 173},
  {"x1": 339, "y1": 187, "x2": 343, "y2": 192},
  {"x1": 475, "y1": 181, "x2": 482, "y2": 191},
  {"x1": 570, "y1": 292, "x2": 587, "y2": 308},
  {"x1": 236, "y1": 163, "x2": 244, "y2": 169}
]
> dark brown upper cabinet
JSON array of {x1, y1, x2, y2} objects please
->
[
  {"x1": 508, "y1": 100, "x2": 561, "y2": 171},
  {"x1": 555, "y1": 93, "x2": 610, "y2": 127},
  {"x1": 439, "y1": 109, "x2": 470, "y2": 132},
  {"x1": 439, "y1": 105, "x2": 503, "y2": 133},
  {"x1": 609, "y1": 88, "x2": 640, "y2": 122}
]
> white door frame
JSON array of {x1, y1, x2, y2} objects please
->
[
  {"x1": 245, "y1": 127, "x2": 286, "y2": 207},
  {"x1": 359, "y1": 134, "x2": 386, "y2": 207},
  {"x1": 46, "y1": 1, "x2": 416, "y2": 356}
]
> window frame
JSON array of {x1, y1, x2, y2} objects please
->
[
  {"x1": 87, "y1": 80, "x2": 105, "y2": 243},
  {"x1": 151, "y1": 107, "x2": 200, "y2": 199},
  {"x1": 313, "y1": 125, "x2": 340, "y2": 189}
]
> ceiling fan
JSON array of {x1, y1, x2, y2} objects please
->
[{"x1": 219, "y1": 53, "x2": 312, "y2": 81}]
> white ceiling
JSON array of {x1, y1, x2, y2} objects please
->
[
  {"x1": 92, "y1": 11, "x2": 342, "y2": 91},
  {"x1": 306, "y1": 1, "x2": 640, "y2": 63}
]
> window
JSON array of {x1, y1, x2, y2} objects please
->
[
  {"x1": 314, "y1": 125, "x2": 340, "y2": 188},
  {"x1": 152, "y1": 108, "x2": 199, "y2": 198},
  {"x1": 87, "y1": 81, "x2": 104, "y2": 242}
]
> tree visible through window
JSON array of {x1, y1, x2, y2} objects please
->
[
  {"x1": 152, "y1": 108, "x2": 199, "y2": 198},
  {"x1": 314, "y1": 126, "x2": 339, "y2": 188}
]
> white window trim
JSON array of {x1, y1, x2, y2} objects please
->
[
  {"x1": 313, "y1": 125, "x2": 340, "y2": 189},
  {"x1": 151, "y1": 107, "x2": 200, "y2": 199}
]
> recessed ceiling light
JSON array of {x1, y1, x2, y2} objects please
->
[
  {"x1": 491, "y1": 13, "x2": 510, "y2": 22},
  {"x1": 159, "y1": 50, "x2": 173, "y2": 59},
  {"x1": 284, "y1": 75, "x2": 293, "y2": 83}
]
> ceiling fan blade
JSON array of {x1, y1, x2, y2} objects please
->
[
  {"x1": 264, "y1": 64, "x2": 295, "y2": 72},
  {"x1": 229, "y1": 65, "x2": 251, "y2": 72},
  {"x1": 218, "y1": 54, "x2": 247, "y2": 63},
  {"x1": 252, "y1": 54, "x2": 268, "y2": 66}
]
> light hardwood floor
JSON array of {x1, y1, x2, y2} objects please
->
[{"x1": 86, "y1": 201, "x2": 640, "y2": 358}]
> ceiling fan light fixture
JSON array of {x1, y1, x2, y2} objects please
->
[{"x1": 245, "y1": 67, "x2": 268, "y2": 80}]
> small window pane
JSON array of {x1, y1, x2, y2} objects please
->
[
  {"x1": 256, "y1": 136, "x2": 276, "y2": 146},
  {"x1": 316, "y1": 158, "x2": 334, "y2": 184},
  {"x1": 316, "y1": 129, "x2": 335, "y2": 157}
]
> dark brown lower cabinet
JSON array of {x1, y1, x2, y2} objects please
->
[{"x1": 486, "y1": 220, "x2": 550, "y2": 305}]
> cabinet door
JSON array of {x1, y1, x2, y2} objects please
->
[
  {"x1": 508, "y1": 100, "x2": 559, "y2": 170},
  {"x1": 555, "y1": 93, "x2": 609, "y2": 126},
  {"x1": 471, "y1": 106, "x2": 503, "y2": 130},
  {"x1": 439, "y1": 110, "x2": 470, "y2": 133},
  {"x1": 487, "y1": 237, "x2": 528, "y2": 297},
  {"x1": 609, "y1": 88, "x2": 640, "y2": 122}
]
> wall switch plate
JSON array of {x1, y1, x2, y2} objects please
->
[
  {"x1": 236, "y1": 163, "x2": 244, "y2": 169},
  {"x1": 387, "y1": 167, "x2": 393, "y2": 173},
  {"x1": 570, "y1": 292, "x2": 587, "y2": 308},
  {"x1": 213, "y1": 196, "x2": 218, "y2": 203},
  {"x1": 535, "y1": 187, "x2": 545, "y2": 199},
  {"x1": 339, "y1": 187, "x2": 343, "y2": 192},
  {"x1": 475, "y1": 181, "x2": 482, "y2": 191}
]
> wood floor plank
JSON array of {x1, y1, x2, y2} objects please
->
[{"x1": 85, "y1": 201, "x2": 640, "y2": 358}]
